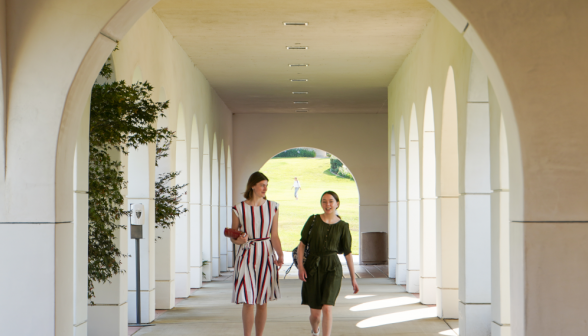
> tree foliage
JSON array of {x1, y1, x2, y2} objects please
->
[
  {"x1": 155, "y1": 128, "x2": 188, "y2": 230},
  {"x1": 88, "y1": 60, "x2": 170, "y2": 299}
]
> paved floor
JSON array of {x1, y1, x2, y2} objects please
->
[{"x1": 131, "y1": 276, "x2": 459, "y2": 336}]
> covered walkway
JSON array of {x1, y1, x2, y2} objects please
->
[{"x1": 132, "y1": 278, "x2": 458, "y2": 336}]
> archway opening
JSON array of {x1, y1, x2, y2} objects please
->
[{"x1": 259, "y1": 148, "x2": 361, "y2": 263}]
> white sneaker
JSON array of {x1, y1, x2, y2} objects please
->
[{"x1": 311, "y1": 328, "x2": 320, "y2": 336}]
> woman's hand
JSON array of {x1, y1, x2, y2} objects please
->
[
  {"x1": 351, "y1": 279, "x2": 359, "y2": 294},
  {"x1": 234, "y1": 232, "x2": 248, "y2": 245},
  {"x1": 275, "y1": 255, "x2": 284, "y2": 270},
  {"x1": 298, "y1": 266, "x2": 307, "y2": 282}
]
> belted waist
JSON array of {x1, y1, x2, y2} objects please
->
[{"x1": 243, "y1": 237, "x2": 271, "y2": 250}]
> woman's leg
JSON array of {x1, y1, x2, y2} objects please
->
[
  {"x1": 310, "y1": 308, "x2": 321, "y2": 334},
  {"x1": 254, "y1": 304, "x2": 268, "y2": 336},
  {"x1": 242, "y1": 304, "x2": 255, "y2": 336},
  {"x1": 321, "y1": 305, "x2": 333, "y2": 336}
]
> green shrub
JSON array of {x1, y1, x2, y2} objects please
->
[
  {"x1": 274, "y1": 148, "x2": 316, "y2": 158},
  {"x1": 330, "y1": 158, "x2": 354, "y2": 180}
]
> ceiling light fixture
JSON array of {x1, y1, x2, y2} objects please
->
[
  {"x1": 293, "y1": 101, "x2": 309, "y2": 104},
  {"x1": 296, "y1": 109, "x2": 308, "y2": 112},
  {"x1": 284, "y1": 22, "x2": 308, "y2": 26},
  {"x1": 289, "y1": 64, "x2": 308, "y2": 67},
  {"x1": 292, "y1": 91, "x2": 308, "y2": 94},
  {"x1": 290, "y1": 79, "x2": 308, "y2": 82},
  {"x1": 286, "y1": 46, "x2": 308, "y2": 50}
]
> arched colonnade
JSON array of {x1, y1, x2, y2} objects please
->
[{"x1": 0, "y1": 1, "x2": 586, "y2": 336}]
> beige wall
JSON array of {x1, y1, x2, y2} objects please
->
[{"x1": 232, "y1": 113, "x2": 388, "y2": 234}]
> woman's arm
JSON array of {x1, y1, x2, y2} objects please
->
[
  {"x1": 345, "y1": 253, "x2": 359, "y2": 294},
  {"x1": 230, "y1": 211, "x2": 247, "y2": 245},
  {"x1": 270, "y1": 209, "x2": 284, "y2": 269},
  {"x1": 297, "y1": 241, "x2": 307, "y2": 282}
]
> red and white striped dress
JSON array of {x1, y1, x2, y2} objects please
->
[{"x1": 232, "y1": 200, "x2": 281, "y2": 304}]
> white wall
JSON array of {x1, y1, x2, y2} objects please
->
[{"x1": 233, "y1": 113, "x2": 388, "y2": 237}]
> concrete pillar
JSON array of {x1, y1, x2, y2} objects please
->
[
  {"x1": 155, "y1": 115, "x2": 178, "y2": 307},
  {"x1": 127, "y1": 145, "x2": 156, "y2": 324},
  {"x1": 459, "y1": 54, "x2": 492, "y2": 335},
  {"x1": 155, "y1": 223, "x2": 176, "y2": 307},
  {"x1": 220, "y1": 148, "x2": 228, "y2": 272},
  {"x1": 212, "y1": 138, "x2": 220, "y2": 277},
  {"x1": 388, "y1": 131, "x2": 398, "y2": 277},
  {"x1": 420, "y1": 94, "x2": 436, "y2": 304},
  {"x1": 489, "y1": 86, "x2": 511, "y2": 336},
  {"x1": 226, "y1": 152, "x2": 234, "y2": 268},
  {"x1": 174, "y1": 211, "x2": 189, "y2": 297},
  {"x1": 88, "y1": 148, "x2": 129, "y2": 336},
  {"x1": 73, "y1": 99, "x2": 90, "y2": 335},
  {"x1": 202, "y1": 129, "x2": 212, "y2": 281},
  {"x1": 189, "y1": 118, "x2": 203, "y2": 288},
  {"x1": 437, "y1": 68, "x2": 459, "y2": 319},
  {"x1": 396, "y1": 137, "x2": 408, "y2": 284},
  {"x1": 407, "y1": 110, "x2": 420, "y2": 293}
]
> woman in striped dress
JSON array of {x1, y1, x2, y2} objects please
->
[{"x1": 231, "y1": 171, "x2": 284, "y2": 336}]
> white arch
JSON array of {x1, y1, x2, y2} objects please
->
[
  {"x1": 437, "y1": 67, "x2": 460, "y2": 319},
  {"x1": 407, "y1": 104, "x2": 421, "y2": 293},
  {"x1": 201, "y1": 126, "x2": 212, "y2": 281},
  {"x1": 219, "y1": 141, "x2": 228, "y2": 272},
  {"x1": 174, "y1": 105, "x2": 190, "y2": 298},
  {"x1": 420, "y1": 87, "x2": 437, "y2": 304},
  {"x1": 211, "y1": 134, "x2": 220, "y2": 277},
  {"x1": 189, "y1": 116, "x2": 202, "y2": 288},
  {"x1": 396, "y1": 117, "x2": 408, "y2": 285}
]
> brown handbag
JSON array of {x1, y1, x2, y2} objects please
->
[{"x1": 224, "y1": 228, "x2": 244, "y2": 239}]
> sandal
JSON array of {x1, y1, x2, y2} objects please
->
[{"x1": 311, "y1": 328, "x2": 320, "y2": 336}]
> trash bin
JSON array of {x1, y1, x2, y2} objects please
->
[{"x1": 360, "y1": 232, "x2": 388, "y2": 265}]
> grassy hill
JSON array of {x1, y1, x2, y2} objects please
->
[{"x1": 259, "y1": 158, "x2": 359, "y2": 254}]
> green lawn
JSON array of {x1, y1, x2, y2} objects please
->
[{"x1": 259, "y1": 158, "x2": 359, "y2": 254}]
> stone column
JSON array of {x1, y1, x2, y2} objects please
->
[
  {"x1": 489, "y1": 86, "x2": 510, "y2": 336},
  {"x1": 73, "y1": 99, "x2": 90, "y2": 335},
  {"x1": 88, "y1": 148, "x2": 129, "y2": 336},
  {"x1": 396, "y1": 143, "x2": 408, "y2": 284},
  {"x1": 388, "y1": 139, "x2": 398, "y2": 278},
  {"x1": 126, "y1": 144, "x2": 156, "y2": 324},
  {"x1": 459, "y1": 55, "x2": 492, "y2": 335}
]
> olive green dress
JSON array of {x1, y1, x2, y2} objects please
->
[{"x1": 300, "y1": 214, "x2": 352, "y2": 309}]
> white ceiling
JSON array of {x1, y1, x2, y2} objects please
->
[{"x1": 153, "y1": 0, "x2": 435, "y2": 114}]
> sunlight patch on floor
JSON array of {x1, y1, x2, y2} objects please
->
[
  {"x1": 344, "y1": 294, "x2": 376, "y2": 300},
  {"x1": 439, "y1": 328, "x2": 459, "y2": 335},
  {"x1": 350, "y1": 296, "x2": 420, "y2": 311},
  {"x1": 356, "y1": 306, "x2": 437, "y2": 328}
]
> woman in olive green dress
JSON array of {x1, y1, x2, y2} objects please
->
[{"x1": 297, "y1": 191, "x2": 359, "y2": 336}]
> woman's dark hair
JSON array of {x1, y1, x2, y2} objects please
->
[{"x1": 244, "y1": 171, "x2": 269, "y2": 200}]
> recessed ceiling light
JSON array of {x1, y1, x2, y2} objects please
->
[
  {"x1": 293, "y1": 101, "x2": 309, "y2": 104},
  {"x1": 284, "y1": 22, "x2": 308, "y2": 26},
  {"x1": 292, "y1": 91, "x2": 308, "y2": 94},
  {"x1": 296, "y1": 109, "x2": 308, "y2": 112},
  {"x1": 290, "y1": 79, "x2": 308, "y2": 82},
  {"x1": 286, "y1": 46, "x2": 308, "y2": 50},
  {"x1": 289, "y1": 64, "x2": 309, "y2": 67}
]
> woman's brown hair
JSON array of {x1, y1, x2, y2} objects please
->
[{"x1": 244, "y1": 171, "x2": 269, "y2": 200}]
